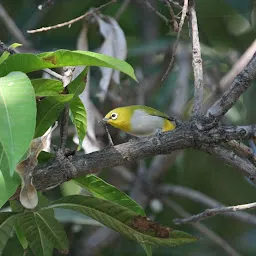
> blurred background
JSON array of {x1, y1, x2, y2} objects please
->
[{"x1": 1, "y1": 0, "x2": 256, "y2": 255}]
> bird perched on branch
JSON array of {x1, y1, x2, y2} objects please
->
[{"x1": 102, "y1": 105, "x2": 176, "y2": 137}]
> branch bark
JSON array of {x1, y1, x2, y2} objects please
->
[{"x1": 33, "y1": 124, "x2": 256, "y2": 191}]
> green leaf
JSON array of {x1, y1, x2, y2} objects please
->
[
  {"x1": 0, "y1": 72, "x2": 36, "y2": 175},
  {"x1": 0, "y1": 147, "x2": 20, "y2": 208},
  {"x1": 2, "y1": 234, "x2": 24, "y2": 256},
  {"x1": 74, "y1": 175, "x2": 145, "y2": 216},
  {"x1": 69, "y1": 97, "x2": 87, "y2": 149},
  {"x1": 141, "y1": 243, "x2": 152, "y2": 256},
  {"x1": 0, "y1": 50, "x2": 137, "y2": 81},
  {"x1": 0, "y1": 43, "x2": 22, "y2": 66},
  {"x1": 9, "y1": 43, "x2": 22, "y2": 49},
  {"x1": 31, "y1": 79, "x2": 63, "y2": 97},
  {"x1": 0, "y1": 52, "x2": 10, "y2": 66},
  {"x1": 10, "y1": 200, "x2": 28, "y2": 249},
  {"x1": 60, "y1": 180, "x2": 82, "y2": 196},
  {"x1": 35, "y1": 94, "x2": 73, "y2": 138},
  {"x1": 67, "y1": 67, "x2": 88, "y2": 96},
  {"x1": 18, "y1": 211, "x2": 68, "y2": 256},
  {"x1": 0, "y1": 212, "x2": 20, "y2": 254},
  {"x1": 45, "y1": 195, "x2": 197, "y2": 247}
]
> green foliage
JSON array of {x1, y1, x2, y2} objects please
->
[
  {"x1": 69, "y1": 97, "x2": 87, "y2": 149},
  {"x1": 35, "y1": 94, "x2": 73, "y2": 138},
  {"x1": 0, "y1": 212, "x2": 21, "y2": 254},
  {"x1": 74, "y1": 174, "x2": 146, "y2": 216},
  {"x1": 0, "y1": 72, "x2": 36, "y2": 207},
  {"x1": 0, "y1": 50, "x2": 137, "y2": 81},
  {"x1": 74, "y1": 175, "x2": 152, "y2": 255},
  {"x1": 44, "y1": 195, "x2": 196, "y2": 247},
  {"x1": 31, "y1": 79, "x2": 63, "y2": 97},
  {"x1": 0, "y1": 45, "x2": 196, "y2": 256},
  {"x1": 68, "y1": 67, "x2": 89, "y2": 148},
  {"x1": 0, "y1": 72, "x2": 36, "y2": 175},
  {"x1": 0, "y1": 43, "x2": 22, "y2": 65},
  {"x1": 67, "y1": 67, "x2": 88, "y2": 96}
]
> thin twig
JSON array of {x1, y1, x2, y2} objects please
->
[
  {"x1": 220, "y1": 39, "x2": 256, "y2": 90},
  {"x1": 161, "y1": 0, "x2": 188, "y2": 82},
  {"x1": 165, "y1": 0, "x2": 179, "y2": 32},
  {"x1": 44, "y1": 68, "x2": 63, "y2": 80},
  {"x1": 173, "y1": 202, "x2": 256, "y2": 225},
  {"x1": 0, "y1": 3, "x2": 31, "y2": 47},
  {"x1": 159, "y1": 184, "x2": 256, "y2": 226},
  {"x1": 60, "y1": 67, "x2": 74, "y2": 150},
  {"x1": 144, "y1": 0, "x2": 170, "y2": 25},
  {"x1": 115, "y1": 0, "x2": 130, "y2": 20},
  {"x1": 206, "y1": 52, "x2": 256, "y2": 124},
  {"x1": 164, "y1": 199, "x2": 242, "y2": 256},
  {"x1": 189, "y1": 0, "x2": 204, "y2": 116},
  {"x1": 27, "y1": 0, "x2": 116, "y2": 34}
]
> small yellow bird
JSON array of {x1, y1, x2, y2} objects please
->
[{"x1": 103, "y1": 105, "x2": 175, "y2": 136}]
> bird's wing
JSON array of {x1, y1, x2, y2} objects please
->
[{"x1": 149, "y1": 113, "x2": 180, "y2": 127}]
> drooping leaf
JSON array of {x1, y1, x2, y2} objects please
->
[
  {"x1": 44, "y1": 195, "x2": 197, "y2": 247},
  {"x1": 31, "y1": 79, "x2": 63, "y2": 97},
  {"x1": 0, "y1": 212, "x2": 20, "y2": 254},
  {"x1": 95, "y1": 15, "x2": 128, "y2": 101},
  {"x1": 74, "y1": 175, "x2": 145, "y2": 216},
  {"x1": 35, "y1": 94, "x2": 73, "y2": 138},
  {"x1": 0, "y1": 50, "x2": 137, "y2": 81},
  {"x1": 18, "y1": 211, "x2": 68, "y2": 256},
  {"x1": 69, "y1": 97, "x2": 87, "y2": 149},
  {"x1": 0, "y1": 72, "x2": 36, "y2": 175}
]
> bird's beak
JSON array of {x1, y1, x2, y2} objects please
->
[{"x1": 100, "y1": 117, "x2": 109, "y2": 123}]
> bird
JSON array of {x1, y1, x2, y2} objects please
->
[{"x1": 102, "y1": 105, "x2": 176, "y2": 137}]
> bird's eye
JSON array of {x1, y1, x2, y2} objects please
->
[{"x1": 111, "y1": 112, "x2": 118, "y2": 120}]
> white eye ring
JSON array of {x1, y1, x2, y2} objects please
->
[{"x1": 111, "y1": 112, "x2": 118, "y2": 120}]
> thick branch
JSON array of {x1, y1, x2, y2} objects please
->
[
  {"x1": 33, "y1": 124, "x2": 256, "y2": 191},
  {"x1": 206, "y1": 52, "x2": 256, "y2": 123}
]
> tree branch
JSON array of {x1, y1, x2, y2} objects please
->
[
  {"x1": 33, "y1": 124, "x2": 256, "y2": 191},
  {"x1": 206, "y1": 52, "x2": 256, "y2": 124},
  {"x1": 189, "y1": 0, "x2": 204, "y2": 116},
  {"x1": 173, "y1": 202, "x2": 256, "y2": 225}
]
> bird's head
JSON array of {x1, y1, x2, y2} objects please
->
[{"x1": 102, "y1": 106, "x2": 132, "y2": 132}]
